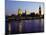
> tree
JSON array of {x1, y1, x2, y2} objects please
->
[{"x1": 30, "y1": 12, "x2": 35, "y2": 17}]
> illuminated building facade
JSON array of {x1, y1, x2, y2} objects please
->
[
  {"x1": 25, "y1": 10, "x2": 30, "y2": 15},
  {"x1": 18, "y1": 9, "x2": 22, "y2": 16}
]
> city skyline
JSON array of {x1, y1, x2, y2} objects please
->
[{"x1": 5, "y1": 0, "x2": 44, "y2": 16}]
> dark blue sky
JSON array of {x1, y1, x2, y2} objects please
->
[{"x1": 5, "y1": 0, "x2": 44, "y2": 16}]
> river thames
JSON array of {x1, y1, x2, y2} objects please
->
[{"x1": 5, "y1": 19, "x2": 44, "y2": 34}]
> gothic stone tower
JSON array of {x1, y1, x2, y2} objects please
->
[{"x1": 39, "y1": 6, "x2": 41, "y2": 16}]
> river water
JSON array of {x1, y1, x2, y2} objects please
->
[{"x1": 6, "y1": 19, "x2": 44, "y2": 34}]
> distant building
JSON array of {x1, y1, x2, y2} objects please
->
[
  {"x1": 25, "y1": 10, "x2": 26, "y2": 14},
  {"x1": 18, "y1": 9, "x2": 22, "y2": 16},
  {"x1": 26, "y1": 10, "x2": 30, "y2": 15}
]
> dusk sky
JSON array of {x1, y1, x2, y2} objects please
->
[{"x1": 5, "y1": 0, "x2": 44, "y2": 16}]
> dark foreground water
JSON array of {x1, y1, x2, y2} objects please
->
[{"x1": 5, "y1": 19, "x2": 44, "y2": 34}]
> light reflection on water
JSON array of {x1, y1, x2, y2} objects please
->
[
  {"x1": 6, "y1": 19, "x2": 44, "y2": 33},
  {"x1": 22, "y1": 19, "x2": 44, "y2": 32}
]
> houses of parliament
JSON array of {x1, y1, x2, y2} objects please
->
[
  {"x1": 6, "y1": 6, "x2": 44, "y2": 20},
  {"x1": 18, "y1": 6, "x2": 43, "y2": 18}
]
